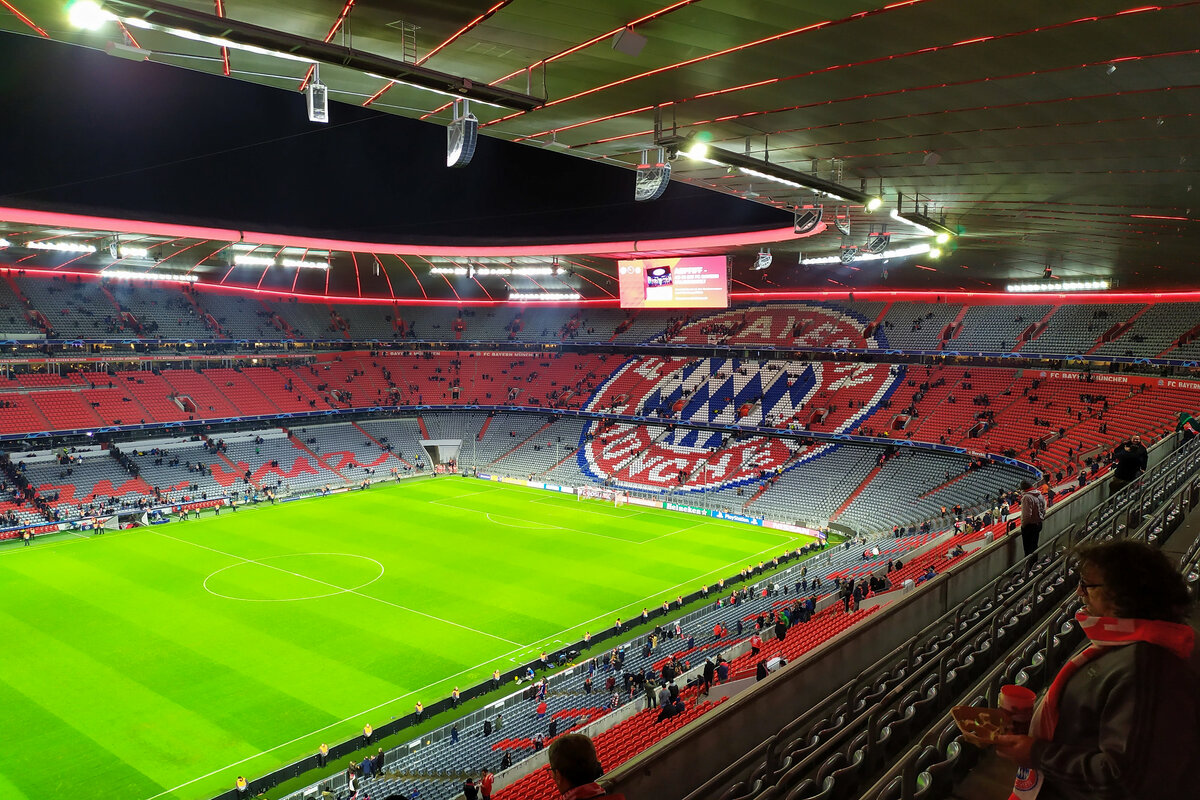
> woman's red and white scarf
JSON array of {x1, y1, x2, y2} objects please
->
[{"x1": 1010, "y1": 611, "x2": 1194, "y2": 800}]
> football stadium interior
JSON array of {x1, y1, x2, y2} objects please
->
[{"x1": 1, "y1": 3, "x2": 1200, "y2": 800}]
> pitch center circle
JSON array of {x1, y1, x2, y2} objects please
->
[{"x1": 203, "y1": 552, "x2": 386, "y2": 602}]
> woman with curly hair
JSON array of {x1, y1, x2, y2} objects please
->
[{"x1": 994, "y1": 539, "x2": 1198, "y2": 799}]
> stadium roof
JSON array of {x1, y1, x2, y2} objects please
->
[{"x1": 0, "y1": 0, "x2": 1198, "y2": 296}]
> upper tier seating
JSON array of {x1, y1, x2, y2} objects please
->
[
  {"x1": 950, "y1": 304, "x2": 1052, "y2": 351},
  {"x1": 0, "y1": 279, "x2": 39, "y2": 337},
  {"x1": 1022, "y1": 303, "x2": 1142, "y2": 355},
  {"x1": 10, "y1": 275, "x2": 1200, "y2": 361}
]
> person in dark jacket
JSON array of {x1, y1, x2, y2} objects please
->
[
  {"x1": 994, "y1": 540, "x2": 1198, "y2": 800},
  {"x1": 1109, "y1": 435, "x2": 1148, "y2": 492}
]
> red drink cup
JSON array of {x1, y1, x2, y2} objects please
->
[{"x1": 1000, "y1": 684, "x2": 1037, "y2": 735}]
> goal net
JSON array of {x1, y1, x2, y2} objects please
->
[{"x1": 577, "y1": 486, "x2": 626, "y2": 506}]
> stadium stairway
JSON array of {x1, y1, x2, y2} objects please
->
[
  {"x1": 1011, "y1": 304, "x2": 1061, "y2": 351},
  {"x1": 829, "y1": 466, "x2": 882, "y2": 522},
  {"x1": 286, "y1": 432, "x2": 351, "y2": 484}
]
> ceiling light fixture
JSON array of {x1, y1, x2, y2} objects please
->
[
  {"x1": 66, "y1": 0, "x2": 111, "y2": 30},
  {"x1": 234, "y1": 254, "x2": 277, "y2": 267},
  {"x1": 27, "y1": 240, "x2": 97, "y2": 253},
  {"x1": 1007, "y1": 280, "x2": 1110, "y2": 293},
  {"x1": 279, "y1": 258, "x2": 329, "y2": 270},
  {"x1": 661, "y1": 132, "x2": 891, "y2": 212},
  {"x1": 101, "y1": 269, "x2": 198, "y2": 283},
  {"x1": 508, "y1": 291, "x2": 581, "y2": 302},
  {"x1": 800, "y1": 242, "x2": 931, "y2": 265}
]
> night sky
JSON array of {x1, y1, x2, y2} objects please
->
[{"x1": 0, "y1": 32, "x2": 790, "y2": 244}]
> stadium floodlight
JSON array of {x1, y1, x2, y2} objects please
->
[
  {"x1": 27, "y1": 240, "x2": 97, "y2": 253},
  {"x1": 753, "y1": 248, "x2": 773, "y2": 271},
  {"x1": 0, "y1": 238, "x2": 10, "y2": 249},
  {"x1": 446, "y1": 99, "x2": 479, "y2": 168},
  {"x1": 102, "y1": 269, "x2": 198, "y2": 283},
  {"x1": 1007, "y1": 280, "x2": 1110, "y2": 293},
  {"x1": 118, "y1": 246, "x2": 150, "y2": 259},
  {"x1": 935, "y1": 232, "x2": 951, "y2": 245},
  {"x1": 508, "y1": 291, "x2": 581, "y2": 301},
  {"x1": 234, "y1": 254, "x2": 277, "y2": 267},
  {"x1": 67, "y1": 0, "x2": 114, "y2": 30},
  {"x1": 279, "y1": 258, "x2": 329, "y2": 270},
  {"x1": 927, "y1": 247, "x2": 943, "y2": 259},
  {"x1": 865, "y1": 197, "x2": 883, "y2": 213}
]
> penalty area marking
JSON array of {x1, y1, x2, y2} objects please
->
[
  {"x1": 202, "y1": 553, "x2": 386, "y2": 602},
  {"x1": 484, "y1": 513, "x2": 558, "y2": 529}
]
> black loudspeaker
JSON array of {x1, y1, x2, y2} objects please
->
[{"x1": 793, "y1": 205, "x2": 823, "y2": 234}]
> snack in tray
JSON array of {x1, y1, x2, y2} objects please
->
[{"x1": 951, "y1": 705, "x2": 1013, "y2": 745}]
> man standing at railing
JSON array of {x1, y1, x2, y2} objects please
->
[
  {"x1": 1019, "y1": 480, "x2": 1047, "y2": 562},
  {"x1": 1109, "y1": 435, "x2": 1148, "y2": 494}
]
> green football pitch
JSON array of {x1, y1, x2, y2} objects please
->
[{"x1": 0, "y1": 476, "x2": 806, "y2": 800}]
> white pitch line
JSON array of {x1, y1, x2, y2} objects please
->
[
  {"x1": 0, "y1": 526, "x2": 141, "y2": 557},
  {"x1": 139, "y1": 530, "x2": 805, "y2": 800},
  {"x1": 639, "y1": 520, "x2": 710, "y2": 543},
  {"x1": 484, "y1": 513, "x2": 557, "y2": 529},
  {"x1": 149, "y1": 529, "x2": 523, "y2": 646}
]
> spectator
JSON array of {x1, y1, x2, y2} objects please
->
[
  {"x1": 1109, "y1": 435, "x2": 1148, "y2": 493},
  {"x1": 547, "y1": 733, "x2": 617, "y2": 799},
  {"x1": 1020, "y1": 480, "x2": 1047, "y2": 562},
  {"x1": 994, "y1": 540, "x2": 1198, "y2": 799}
]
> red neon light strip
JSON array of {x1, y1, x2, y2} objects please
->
[
  {"x1": 531, "y1": 5, "x2": 1196, "y2": 146},
  {"x1": 561, "y1": 260, "x2": 616, "y2": 297},
  {"x1": 470, "y1": 274, "x2": 494, "y2": 299},
  {"x1": 350, "y1": 251, "x2": 362, "y2": 297},
  {"x1": 116, "y1": 20, "x2": 142, "y2": 49},
  {"x1": 394, "y1": 255, "x2": 427, "y2": 298},
  {"x1": 213, "y1": 0, "x2": 230, "y2": 76},
  {"x1": 298, "y1": 0, "x2": 356, "y2": 91},
  {"x1": 1131, "y1": 214, "x2": 1191, "y2": 220},
  {"x1": 371, "y1": 254, "x2": 395, "y2": 299},
  {"x1": 191, "y1": 243, "x2": 233, "y2": 277},
  {"x1": 586, "y1": 71, "x2": 1200, "y2": 151},
  {"x1": 425, "y1": 262, "x2": 461, "y2": 300},
  {"x1": 0, "y1": 205, "x2": 817, "y2": 257},
  {"x1": 361, "y1": 82, "x2": 393, "y2": 107},
  {"x1": 483, "y1": 0, "x2": 950, "y2": 128},
  {"x1": 417, "y1": 1, "x2": 510, "y2": 66},
  {"x1": 411, "y1": 0, "x2": 706, "y2": 115},
  {"x1": 357, "y1": 0, "x2": 508, "y2": 106},
  {"x1": 0, "y1": 0, "x2": 47, "y2": 37}
]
